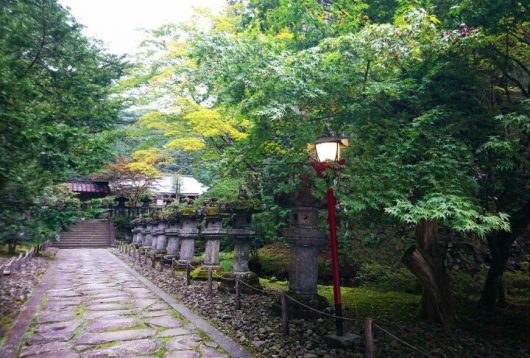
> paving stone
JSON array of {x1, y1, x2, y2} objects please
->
[
  {"x1": 86, "y1": 317, "x2": 140, "y2": 332},
  {"x1": 86, "y1": 303, "x2": 129, "y2": 311},
  {"x1": 141, "y1": 309, "x2": 174, "y2": 318},
  {"x1": 135, "y1": 298, "x2": 158, "y2": 309},
  {"x1": 35, "y1": 319, "x2": 83, "y2": 333},
  {"x1": 20, "y1": 342, "x2": 71, "y2": 357},
  {"x1": 37, "y1": 311, "x2": 77, "y2": 323},
  {"x1": 89, "y1": 296, "x2": 129, "y2": 304},
  {"x1": 45, "y1": 298, "x2": 83, "y2": 306},
  {"x1": 204, "y1": 342, "x2": 219, "y2": 349},
  {"x1": 75, "y1": 328, "x2": 157, "y2": 345},
  {"x1": 145, "y1": 316, "x2": 182, "y2": 328},
  {"x1": 147, "y1": 302, "x2": 170, "y2": 310},
  {"x1": 157, "y1": 328, "x2": 193, "y2": 337},
  {"x1": 165, "y1": 351, "x2": 199, "y2": 358},
  {"x1": 73, "y1": 345, "x2": 93, "y2": 352},
  {"x1": 166, "y1": 334, "x2": 202, "y2": 351},
  {"x1": 83, "y1": 291, "x2": 127, "y2": 299},
  {"x1": 80, "y1": 339, "x2": 161, "y2": 357},
  {"x1": 27, "y1": 328, "x2": 77, "y2": 345},
  {"x1": 24, "y1": 350, "x2": 79, "y2": 358},
  {"x1": 40, "y1": 304, "x2": 78, "y2": 312},
  {"x1": 83, "y1": 309, "x2": 135, "y2": 320},
  {"x1": 200, "y1": 345, "x2": 228, "y2": 358},
  {"x1": 46, "y1": 289, "x2": 80, "y2": 297}
]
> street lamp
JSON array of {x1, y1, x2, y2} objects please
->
[{"x1": 311, "y1": 136, "x2": 348, "y2": 337}]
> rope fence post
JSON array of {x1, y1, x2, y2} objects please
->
[
  {"x1": 186, "y1": 263, "x2": 191, "y2": 286},
  {"x1": 281, "y1": 294, "x2": 289, "y2": 336},
  {"x1": 364, "y1": 317, "x2": 375, "y2": 358},
  {"x1": 159, "y1": 257, "x2": 164, "y2": 272},
  {"x1": 207, "y1": 268, "x2": 213, "y2": 297},
  {"x1": 235, "y1": 276, "x2": 241, "y2": 310},
  {"x1": 171, "y1": 258, "x2": 175, "y2": 277}
]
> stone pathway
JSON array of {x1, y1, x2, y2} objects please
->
[{"x1": 9, "y1": 249, "x2": 241, "y2": 358}]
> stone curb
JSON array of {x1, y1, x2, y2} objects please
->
[
  {"x1": 0, "y1": 257, "x2": 58, "y2": 358},
  {"x1": 107, "y1": 250, "x2": 253, "y2": 358}
]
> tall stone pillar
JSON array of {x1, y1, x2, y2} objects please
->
[
  {"x1": 133, "y1": 223, "x2": 145, "y2": 248},
  {"x1": 155, "y1": 221, "x2": 168, "y2": 254},
  {"x1": 201, "y1": 210, "x2": 226, "y2": 267},
  {"x1": 164, "y1": 223, "x2": 180, "y2": 260},
  {"x1": 283, "y1": 207, "x2": 328, "y2": 315},
  {"x1": 218, "y1": 202, "x2": 262, "y2": 292},
  {"x1": 228, "y1": 211, "x2": 254, "y2": 274},
  {"x1": 178, "y1": 213, "x2": 200, "y2": 266},
  {"x1": 142, "y1": 224, "x2": 153, "y2": 248}
]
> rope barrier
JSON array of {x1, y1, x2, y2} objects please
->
[
  {"x1": 373, "y1": 323, "x2": 435, "y2": 358},
  {"x1": 118, "y1": 248, "x2": 436, "y2": 357}
]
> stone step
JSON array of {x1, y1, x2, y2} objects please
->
[
  {"x1": 57, "y1": 239, "x2": 110, "y2": 244},
  {"x1": 60, "y1": 235, "x2": 109, "y2": 238},
  {"x1": 54, "y1": 245, "x2": 110, "y2": 248}
]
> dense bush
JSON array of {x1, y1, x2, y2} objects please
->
[{"x1": 355, "y1": 263, "x2": 421, "y2": 293}]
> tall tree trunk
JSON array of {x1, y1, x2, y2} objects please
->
[
  {"x1": 479, "y1": 201, "x2": 530, "y2": 309},
  {"x1": 7, "y1": 240, "x2": 17, "y2": 255},
  {"x1": 478, "y1": 231, "x2": 513, "y2": 308},
  {"x1": 402, "y1": 219, "x2": 454, "y2": 326}
]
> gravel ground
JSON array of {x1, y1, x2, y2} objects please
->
[
  {"x1": 0, "y1": 248, "x2": 58, "y2": 342},
  {"x1": 112, "y1": 248, "x2": 530, "y2": 358}
]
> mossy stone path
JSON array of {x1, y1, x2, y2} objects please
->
[{"x1": 6, "y1": 249, "x2": 246, "y2": 357}]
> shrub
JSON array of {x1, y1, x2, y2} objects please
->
[{"x1": 355, "y1": 263, "x2": 421, "y2": 293}]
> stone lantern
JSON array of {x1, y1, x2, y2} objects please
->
[
  {"x1": 131, "y1": 225, "x2": 140, "y2": 245},
  {"x1": 142, "y1": 222, "x2": 154, "y2": 248},
  {"x1": 164, "y1": 218, "x2": 180, "y2": 261},
  {"x1": 200, "y1": 200, "x2": 227, "y2": 268},
  {"x1": 177, "y1": 208, "x2": 200, "y2": 266},
  {"x1": 276, "y1": 172, "x2": 328, "y2": 316},
  {"x1": 154, "y1": 221, "x2": 168, "y2": 254},
  {"x1": 219, "y1": 192, "x2": 262, "y2": 292},
  {"x1": 283, "y1": 207, "x2": 327, "y2": 302}
]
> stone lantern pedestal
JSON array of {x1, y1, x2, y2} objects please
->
[
  {"x1": 201, "y1": 210, "x2": 226, "y2": 268},
  {"x1": 164, "y1": 223, "x2": 180, "y2": 261},
  {"x1": 151, "y1": 222, "x2": 168, "y2": 269},
  {"x1": 140, "y1": 224, "x2": 154, "y2": 264},
  {"x1": 177, "y1": 213, "x2": 200, "y2": 267},
  {"x1": 142, "y1": 224, "x2": 153, "y2": 248},
  {"x1": 219, "y1": 207, "x2": 261, "y2": 292},
  {"x1": 282, "y1": 206, "x2": 328, "y2": 317},
  {"x1": 132, "y1": 226, "x2": 143, "y2": 248},
  {"x1": 154, "y1": 222, "x2": 168, "y2": 254}
]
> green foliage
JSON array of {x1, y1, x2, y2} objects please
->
[
  {"x1": 0, "y1": 184, "x2": 80, "y2": 248},
  {"x1": 0, "y1": 0, "x2": 124, "y2": 246},
  {"x1": 355, "y1": 263, "x2": 421, "y2": 293},
  {"x1": 81, "y1": 199, "x2": 110, "y2": 219}
]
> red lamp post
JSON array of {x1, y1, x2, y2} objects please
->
[{"x1": 311, "y1": 136, "x2": 348, "y2": 337}]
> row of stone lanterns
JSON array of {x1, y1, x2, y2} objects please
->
[{"x1": 130, "y1": 199, "x2": 259, "y2": 284}]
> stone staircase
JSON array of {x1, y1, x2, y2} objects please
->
[{"x1": 55, "y1": 219, "x2": 112, "y2": 248}]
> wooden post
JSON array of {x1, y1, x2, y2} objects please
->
[
  {"x1": 364, "y1": 317, "x2": 375, "y2": 358},
  {"x1": 144, "y1": 252, "x2": 148, "y2": 265},
  {"x1": 281, "y1": 294, "x2": 289, "y2": 336},
  {"x1": 171, "y1": 259, "x2": 175, "y2": 277},
  {"x1": 186, "y1": 263, "x2": 191, "y2": 286},
  {"x1": 159, "y1": 257, "x2": 164, "y2": 272},
  {"x1": 207, "y1": 268, "x2": 213, "y2": 297},
  {"x1": 235, "y1": 276, "x2": 241, "y2": 310},
  {"x1": 151, "y1": 254, "x2": 156, "y2": 269}
]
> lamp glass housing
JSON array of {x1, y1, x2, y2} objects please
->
[{"x1": 314, "y1": 136, "x2": 348, "y2": 162}]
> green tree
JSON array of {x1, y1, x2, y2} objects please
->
[{"x1": 0, "y1": 0, "x2": 125, "y2": 247}]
